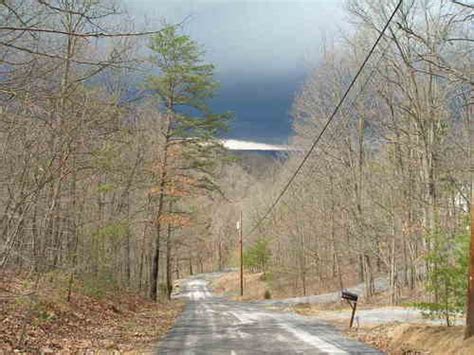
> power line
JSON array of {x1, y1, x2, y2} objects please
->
[
  {"x1": 247, "y1": 0, "x2": 403, "y2": 236},
  {"x1": 303, "y1": 41, "x2": 392, "y2": 178},
  {"x1": 249, "y1": 47, "x2": 387, "y2": 237}
]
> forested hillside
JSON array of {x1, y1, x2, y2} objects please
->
[
  {"x1": 0, "y1": 0, "x2": 238, "y2": 305},
  {"x1": 0, "y1": 0, "x2": 473, "y2": 352},
  {"x1": 238, "y1": 0, "x2": 472, "y2": 318}
]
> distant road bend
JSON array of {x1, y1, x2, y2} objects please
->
[{"x1": 158, "y1": 275, "x2": 381, "y2": 354}]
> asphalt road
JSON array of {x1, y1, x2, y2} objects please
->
[{"x1": 158, "y1": 275, "x2": 382, "y2": 354}]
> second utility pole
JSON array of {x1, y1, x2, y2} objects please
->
[{"x1": 240, "y1": 210, "x2": 244, "y2": 297}]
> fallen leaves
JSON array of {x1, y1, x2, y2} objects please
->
[{"x1": 0, "y1": 271, "x2": 185, "y2": 353}]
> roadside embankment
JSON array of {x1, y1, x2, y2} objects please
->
[
  {"x1": 347, "y1": 322, "x2": 474, "y2": 354},
  {"x1": 292, "y1": 302, "x2": 470, "y2": 354},
  {"x1": 1, "y1": 271, "x2": 184, "y2": 353}
]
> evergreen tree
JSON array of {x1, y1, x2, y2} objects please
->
[
  {"x1": 244, "y1": 239, "x2": 272, "y2": 274},
  {"x1": 145, "y1": 26, "x2": 230, "y2": 301},
  {"x1": 416, "y1": 229, "x2": 470, "y2": 326}
]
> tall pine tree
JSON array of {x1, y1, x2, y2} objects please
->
[{"x1": 145, "y1": 26, "x2": 230, "y2": 301}]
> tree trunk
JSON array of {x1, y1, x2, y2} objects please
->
[
  {"x1": 149, "y1": 114, "x2": 172, "y2": 301},
  {"x1": 166, "y1": 202, "x2": 173, "y2": 300}
]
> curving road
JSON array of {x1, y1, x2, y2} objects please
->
[{"x1": 157, "y1": 275, "x2": 382, "y2": 354}]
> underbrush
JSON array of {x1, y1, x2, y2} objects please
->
[{"x1": 0, "y1": 270, "x2": 184, "y2": 352}]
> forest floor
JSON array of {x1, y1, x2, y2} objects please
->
[{"x1": 0, "y1": 270, "x2": 184, "y2": 353}]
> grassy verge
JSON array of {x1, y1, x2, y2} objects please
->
[
  {"x1": 347, "y1": 322, "x2": 474, "y2": 354},
  {"x1": 0, "y1": 271, "x2": 184, "y2": 353},
  {"x1": 212, "y1": 271, "x2": 270, "y2": 300}
]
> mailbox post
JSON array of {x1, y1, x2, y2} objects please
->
[{"x1": 341, "y1": 290, "x2": 358, "y2": 328}]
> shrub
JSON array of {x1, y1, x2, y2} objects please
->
[
  {"x1": 415, "y1": 228, "x2": 469, "y2": 326},
  {"x1": 244, "y1": 238, "x2": 271, "y2": 273},
  {"x1": 82, "y1": 273, "x2": 119, "y2": 298}
]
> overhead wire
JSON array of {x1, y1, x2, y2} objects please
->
[
  {"x1": 249, "y1": 46, "x2": 388, "y2": 234},
  {"x1": 247, "y1": 0, "x2": 403, "y2": 236}
]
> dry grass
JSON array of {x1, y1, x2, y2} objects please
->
[
  {"x1": 212, "y1": 270, "x2": 345, "y2": 301},
  {"x1": 347, "y1": 322, "x2": 474, "y2": 355},
  {"x1": 295, "y1": 303, "x2": 474, "y2": 354},
  {"x1": 292, "y1": 301, "x2": 349, "y2": 315},
  {"x1": 0, "y1": 270, "x2": 185, "y2": 353},
  {"x1": 292, "y1": 285, "x2": 431, "y2": 317},
  {"x1": 213, "y1": 271, "x2": 270, "y2": 300},
  {"x1": 292, "y1": 291, "x2": 474, "y2": 354}
]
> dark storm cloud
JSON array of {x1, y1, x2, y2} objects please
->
[{"x1": 124, "y1": 0, "x2": 344, "y2": 143}]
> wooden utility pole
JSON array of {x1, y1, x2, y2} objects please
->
[
  {"x1": 238, "y1": 211, "x2": 244, "y2": 297},
  {"x1": 466, "y1": 109, "x2": 473, "y2": 338},
  {"x1": 466, "y1": 202, "x2": 474, "y2": 339}
]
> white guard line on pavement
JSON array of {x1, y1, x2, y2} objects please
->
[{"x1": 279, "y1": 322, "x2": 348, "y2": 354}]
